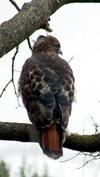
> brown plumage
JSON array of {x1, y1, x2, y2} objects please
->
[{"x1": 18, "y1": 35, "x2": 75, "y2": 159}]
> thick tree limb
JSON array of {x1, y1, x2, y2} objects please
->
[
  {"x1": 63, "y1": 133, "x2": 100, "y2": 152},
  {"x1": 0, "y1": 0, "x2": 100, "y2": 58},
  {"x1": 0, "y1": 121, "x2": 100, "y2": 153},
  {"x1": 0, "y1": 122, "x2": 38, "y2": 142}
]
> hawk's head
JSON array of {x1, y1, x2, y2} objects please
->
[{"x1": 32, "y1": 35, "x2": 62, "y2": 55}]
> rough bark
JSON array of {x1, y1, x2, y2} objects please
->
[
  {"x1": 0, "y1": 121, "x2": 100, "y2": 153},
  {"x1": 0, "y1": 0, "x2": 100, "y2": 58}
]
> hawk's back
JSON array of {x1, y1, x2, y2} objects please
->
[{"x1": 19, "y1": 35, "x2": 75, "y2": 159}]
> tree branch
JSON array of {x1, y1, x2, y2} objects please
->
[
  {"x1": 0, "y1": 121, "x2": 100, "y2": 153},
  {"x1": 63, "y1": 133, "x2": 100, "y2": 152},
  {"x1": 0, "y1": 122, "x2": 38, "y2": 142},
  {"x1": 9, "y1": 0, "x2": 32, "y2": 51},
  {"x1": 0, "y1": 0, "x2": 100, "y2": 58}
]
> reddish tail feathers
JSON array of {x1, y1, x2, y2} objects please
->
[{"x1": 40, "y1": 121, "x2": 63, "y2": 159}]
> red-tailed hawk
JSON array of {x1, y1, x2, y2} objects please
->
[{"x1": 19, "y1": 35, "x2": 75, "y2": 159}]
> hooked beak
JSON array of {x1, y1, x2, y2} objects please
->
[{"x1": 59, "y1": 48, "x2": 63, "y2": 55}]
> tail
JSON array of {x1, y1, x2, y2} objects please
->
[{"x1": 40, "y1": 121, "x2": 63, "y2": 159}]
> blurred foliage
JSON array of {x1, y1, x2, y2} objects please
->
[
  {"x1": 0, "y1": 160, "x2": 10, "y2": 177},
  {"x1": 0, "y1": 160, "x2": 49, "y2": 177}
]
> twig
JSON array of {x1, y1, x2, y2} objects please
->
[
  {"x1": 27, "y1": 38, "x2": 32, "y2": 51},
  {"x1": 68, "y1": 56, "x2": 74, "y2": 63},
  {"x1": 77, "y1": 157, "x2": 94, "y2": 169},
  {"x1": 9, "y1": 0, "x2": 32, "y2": 51},
  {"x1": 90, "y1": 116, "x2": 100, "y2": 134},
  {"x1": 11, "y1": 46, "x2": 20, "y2": 107},
  {"x1": 60, "y1": 152, "x2": 81, "y2": 163},
  {"x1": 86, "y1": 112, "x2": 100, "y2": 133},
  {"x1": 9, "y1": 0, "x2": 20, "y2": 11},
  {"x1": 0, "y1": 47, "x2": 20, "y2": 107},
  {"x1": 12, "y1": 46, "x2": 19, "y2": 80},
  {"x1": 0, "y1": 79, "x2": 12, "y2": 98},
  {"x1": 77, "y1": 152, "x2": 100, "y2": 169},
  {"x1": 14, "y1": 69, "x2": 21, "y2": 73}
]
